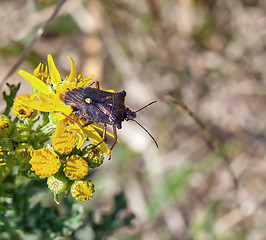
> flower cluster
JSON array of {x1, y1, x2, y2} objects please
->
[{"x1": 0, "y1": 55, "x2": 111, "y2": 202}]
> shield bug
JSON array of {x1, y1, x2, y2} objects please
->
[{"x1": 59, "y1": 81, "x2": 158, "y2": 158}]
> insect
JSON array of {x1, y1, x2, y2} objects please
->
[{"x1": 59, "y1": 81, "x2": 158, "y2": 158}]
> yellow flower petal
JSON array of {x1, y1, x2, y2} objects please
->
[
  {"x1": 77, "y1": 72, "x2": 85, "y2": 81},
  {"x1": 33, "y1": 63, "x2": 49, "y2": 82},
  {"x1": 48, "y1": 54, "x2": 61, "y2": 84},
  {"x1": 76, "y1": 75, "x2": 94, "y2": 88},
  {"x1": 28, "y1": 93, "x2": 73, "y2": 116},
  {"x1": 15, "y1": 96, "x2": 54, "y2": 113},
  {"x1": 82, "y1": 126, "x2": 110, "y2": 155},
  {"x1": 55, "y1": 81, "x2": 76, "y2": 95},
  {"x1": 18, "y1": 70, "x2": 51, "y2": 95},
  {"x1": 73, "y1": 127, "x2": 85, "y2": 149},
  {"x1": 65, "y1": 56, "x2": 77, "y2": 82},
  {"x1": 50, "y1": 93, "x2": 73, "y2": 115},
  {"x1": 31, "y1": 93, "x2": 52, "y2": 106},
  {"x1": 55, "y1": 119, "x2": 68, "y2": 137},
  {"x1": 0, "y1": 146, "x2": 5, "y2": 166}
]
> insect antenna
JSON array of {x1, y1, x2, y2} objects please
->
[
  {"x1": 130, "y1": 119, "x2": 159, "y2": 148},
  {"x1": 135, "y1": 101, "x2": 157, "y2": 113}
]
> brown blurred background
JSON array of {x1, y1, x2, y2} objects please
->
[{"x1": 1, "y1": 0, "x2": 266, "y2": 239}]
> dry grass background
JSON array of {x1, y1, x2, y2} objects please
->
[{"x1": 1, "y1": 0, "x2": 266, "y2": 239}]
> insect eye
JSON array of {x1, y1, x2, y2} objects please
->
[{"x1": 85, "y1": 98, "x2": 92, "y2": 104}]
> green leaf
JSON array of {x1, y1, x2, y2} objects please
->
[{"x1": 3, "y1": 82, "x2": 21, "y2": 116}]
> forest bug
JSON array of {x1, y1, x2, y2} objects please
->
[{"x1": 59, "y1": 81, "x2": 158, "y2": 159}]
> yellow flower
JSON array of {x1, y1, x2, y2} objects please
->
[
  {"x1": 71, "y1": 179, "x2": 95, "y2": 201},
  {"x1": 63, "y1": 155, "x2": 88, "y2": 180},
  {"x1": 13, "y1": 94, "x2": 34, "y2": 118},
  {"x1": 16, "y1": 54, "x2": 110, "y2": 155},
  {"x1": 52, "y1": 130, "x2": 77, "y2": 155},
  {"x1": 29, "y1": 149, "x2": 61, "y2": 178},
  {"x1": 33, "y1": 63, "x2": 49, "y2": 83},
  {"x1": 0, "y1": 146, "x2": 5, "y2": 166}
]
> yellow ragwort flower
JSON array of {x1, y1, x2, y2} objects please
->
[
  {"x1": 0, "y1": 146, "x2": 5, "y2": 166},
  {"x1": 29, "y1": 149, "x2": 61, "y2": 178},
  {"x1": 52, "y1": 130, "x2": 77, "y2": 155},
  {"x1": 71, "y1": 179, "x2": 95, "y2": 201},
  {"x1": 33, "y1": 63, "x2": 49, "y2": 83},
  {"x1": 13, "y1": 94, "x2": 34, "y2": 118},
  {"x1": 16, "y1": 54, "x2": 111, "y2": 155},
  {"x1": 64, "y1": 155, "x2": 88, "y2": 180}
]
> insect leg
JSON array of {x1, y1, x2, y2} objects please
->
[
  {"x1": 110, "y1": 126, "x2": 117, "y2": 151},
  {"x1": 54, "y1": 111, "x2": 92, "y2": 127},
  {"x1": 83, "y1": 124, "x2": 107, "y2": 157},
  {"x1": 87, "y1": 124, "x2": 107, "y2": 150},
  {"x1": 108, "y1": 125, "x2": 117, "y2": 160},
  {"x1": 102, "y1": 124, "x2": 107, "y2": 141},
  {"x1": 87, "y1": 81, "x2": 100, "y2": 89}
]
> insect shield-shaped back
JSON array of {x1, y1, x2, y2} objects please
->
[{"x1": 60, "y1": 87, "x2": 134, "y2": 129}]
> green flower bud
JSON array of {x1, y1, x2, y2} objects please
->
[
  {"x1": 15, "y1": 143, "x2": 34, "y2": 170},
  {"x1": 0, "y1": 138, "x2": 14, "y2": 155},
  {"x1": 10, "y1": 123, "x2": 31, "y2": 143},
  {"x1": 0, "y1": 115, "x2": 13, "y2": 138},
  {"x1": 71, "y1": 179, "x2": 95, "y2": 201},
  {"x1": 47, "y1": 173, "x2": 70, "y2": 194},
  {"x1": 82, "y1": 144, "x2": 104, "y2": 168}
]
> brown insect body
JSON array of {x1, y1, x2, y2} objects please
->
[
  {"x1": 62, "y1": 87, "x2": 137, "y2": 129},
  {"x1": 59, "y1": 81, "x2": 158, "y2": 158}
]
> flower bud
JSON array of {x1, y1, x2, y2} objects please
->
[
  {"x1": 0, "y1": 138, "x2": 14, "y2": 155},
  {"x1": 0, "y1": 115, "x2": 13, "y2": 138},
  {"x1": 82, "y1": 144, "x2": 104, "y2": 168},
  {"x1": 63, "y1": 155, "x2": 89, "y2": 180},
  {"x1": 47, "y1": 173, "x2": 69, "y2": 194},
  {"x1": 0, "y1": 139, "x2": 15, "y2": 167},
  {"x1": 11, "y1": 123, "x2": 31, "y2": 143},
  {"x1": 71, "y1": 179, "x2": 95, "y2": 201},
  {"x1": 15, "y1": 143, "x2": 34, "y2": 170}
]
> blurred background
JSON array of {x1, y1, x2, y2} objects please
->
[{"x1": 1, "y1": 0, "x2": 266, "y2": 239}]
